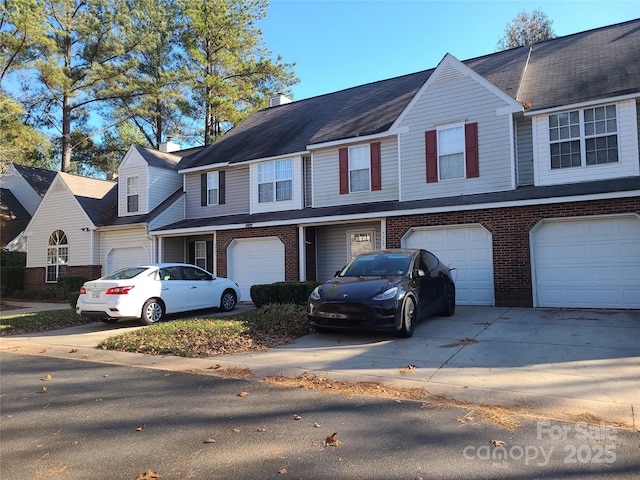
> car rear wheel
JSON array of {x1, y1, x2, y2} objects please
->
[
  {"x1": 141, "y1": 298, "x2": 164, "y2": 325},
  {"x1": 439, "y1": 283, "x2": 456, "y2": 317},
  {"x1": 399, "y1": 296, "x2": 416, "y2": 338},
  {"x1": 220, "y1": 289, "x2": 237, "y2": 312}
]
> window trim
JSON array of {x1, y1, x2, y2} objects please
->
[
  {"x1": 126, "y1": 176, "x2": 139, "y2": 213},
  {"x1": 206, "y1": 171, "x2": 219, "y2": 205},
  {"x1": 46, "y1": 229, "x2": 68, "y2": 283},
  {"x1": 548, "y1": 104, "x2": 619, "y2": 170},
  {"x1": 436, "y1": 123, "x2": 466, "y2": 181},
  {"x1": 257, "y1": 159, "x2": 293, "y2": 203},
  {"x1": 194, "y1": 241, "x2": 207, "y2": 269}
]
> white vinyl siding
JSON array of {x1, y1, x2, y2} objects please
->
[
  {"x1": 184, "y1": 167, "x2": 250, "y2": 219},
  {"x1": 0, "y1": 164, "x2": 42, "y2": 215},
  {"x1": 25, "y1": 182, "x2": 96, "y2": 268},
  {"x1": 100, "y1": 226, "x2": 153, "y2": 276},
  {"x1": 148, "y1": 195, "x2": 185, "y2": 230},
  {"x1": 397, "y1": 68, "x2": 514, "y2": 201},
  {"x1": 147, "y1": 165, "x2": 182, "y2": 211},
  {"x1": 533, "y1": 99, "x2": 639, "y2": 186},
  {"x1": 118, "y1": 153, "x2": 182, "y2": 217},
  {"x1": 119, "y1": 165, "x2": 147, "y2": 216},
  {"x1": 315, "y1": 222, "x2": 382, "y2": 282},
  {"x1": 311, "y1": 139, "x2": 398, "y2": 208}
]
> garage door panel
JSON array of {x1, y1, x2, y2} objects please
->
[
  {"x1": 404, "y1": 225, "x2": 494, "y2": 306},
  {"x1": 228, "y1": 237, "x2": 284, "y2": 302},
  {"x1": 107, "y1": 247, "x2": 148, "y2": 275},
  {"x1": 532, "y1": 216, "x2": 640, "y2": 308}
]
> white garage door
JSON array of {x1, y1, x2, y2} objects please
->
[
  {"x1": 532, "y1": 215, "x2": 640, "y2": 308},
  {"x1": 227, "y1": 237, "x2": 285, "y2": 302},
  {"x1": 106, "y1": 246, "x2": 149, "y2": 275},
  {"x1": 403, "y1": 225, "x2": 494, "y2": 305}
]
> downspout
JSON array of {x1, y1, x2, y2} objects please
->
[{"x1": 298, "y1": 225, "x2": 306, "y2": 281}]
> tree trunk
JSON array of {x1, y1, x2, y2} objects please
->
[{"x1": 61, "y1": 93, "x2": 71, "y2": 172}]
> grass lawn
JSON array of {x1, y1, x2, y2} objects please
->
[
  {"x1": 1, "y1": 303, "x2": 311, "y2": 357},
  {"x1": 0, "y1": 308, "x2": 93, "y2": 335}
]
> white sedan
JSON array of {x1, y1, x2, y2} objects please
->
[{"x1": 76, "y1": 263, "x2": 241, "y2": 325}]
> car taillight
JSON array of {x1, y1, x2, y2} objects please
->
[
  {"x1": 105, "y1": 286, "x2": 134, "y2": 295},
  {"x1": 80, "y1": 287, "x2": 86, "y2": 294}
]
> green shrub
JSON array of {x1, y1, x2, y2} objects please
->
[
  {"x1": 250, "y1": 281, "x2": 320, "y2": 308},
  {"x1": 56, "y1": 276, "x2": 86, "y2": 303},
  {"x1": 0, "y1": 250, "x2": 26, "y2": 296}
]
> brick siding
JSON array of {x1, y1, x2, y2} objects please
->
[{"x1": 386, "y1": 197, "x2": 640, "y2": 307}]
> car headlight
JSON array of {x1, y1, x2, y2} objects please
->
[
  {"x1": 373, "y1": 287, "x2": 398, "y2": 301},
  {"x1": 309, "y1": 286, "x2": 321, "y2": 301}
]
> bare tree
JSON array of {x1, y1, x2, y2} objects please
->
[{"x1": 496, "y1": 9, "x2": 556, "y2": 51}]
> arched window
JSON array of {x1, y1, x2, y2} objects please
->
[{"x1": 46, "y1": 230, "x2": 68, "y2": 282}]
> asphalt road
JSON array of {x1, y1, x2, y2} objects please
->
[{"x1": 1, "y1": 352, "x2": 639, "y2": 480}]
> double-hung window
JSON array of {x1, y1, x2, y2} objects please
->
[
  {"x1": 258, "y1": 159, "x2": 292, "y2": 203},
  {"x1": 126, "y1": 176, "x2": 139, "y2": 213},
  {"x1": 194, "y1": 241, "x2": 206, "y2": 269},
  {"x1": 437, "y1": 125, "x2": 465, "y2": 180},
  {"x1": 207, "y1": 172, "x2": 219, "y2": 205},
  {"x1": 549, "y1": 104, "x2": 618, "y2": 169},
  {"x1": 349, "y1": 146, "x2": 371, "y2": 192},
  {"x1": 46, "y1": 230, "x2": 68, "y2": 283}
]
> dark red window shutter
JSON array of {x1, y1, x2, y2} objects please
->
[
  {"x1": 425, "y1": 130, "x2": 438, "y2": 183},
  {"x1": 200, "y1": 173, "x2": 207, "y2": 206},
  {"x1": 465, "y1": 122, "x2": 479, "y2": 178},
  {"x1": 370, "y1": 142, "x2": 381, "y2": 191},
  {"x1": 339, "y1": 147, "x2": 349, "y2": 194},
  {"x1": 218, "y1": 170, "x2": 225, "y2": 204}
]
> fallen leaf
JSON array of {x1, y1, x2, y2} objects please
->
[
  {"x1": 278, "y1": 468, "x2": 287, "y2": 475},
  {"x1": 238, "y1": 391, "x2": 249, "y2": 397},
  {"x1": 209, "y1": 364, "x2": 222, "y2": 370},
  {"x1": 39, "y1": 386, "x2": 48, "y2": 393},
  {"x1": 203, "y1": 438, "x2": 216, "y2": 444},
  {"x1": 491, "y1": 439, "x2": 506, "y2": 447},
  {"x1": 324, "y1": 432, "x2": 341, "y2": 446},
  {"x1": 136, "y1": 426, "x2": 144, "y2": 432},
  {"x1": 69, "y1": 349, "x2": 78, "y2": 353},
  {"x1": 136, "y1": 469, "x2": 161, "y2": 480},
  {"x1": 293, "y1": 414, "x2": 302, "y2": 420},
  {"x1": 313, "y1": 422, "x2": 321, "y2": 428},
  {"x1": 231, "y1": 428, "x2": 240, "y2": 433},
  {"x1": 439, "y1": 338, "x2": 478, "y2": 348},
  {"x1": 256, "y1": 426, "x2": 266, "y2": 432},
  {"x1": 41, "y1": 374, "x2": 52, "y2": 381}
]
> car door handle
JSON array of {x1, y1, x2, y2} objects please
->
[{"x1": 189, "y1": 286, "x2": 197, "y2": 289}]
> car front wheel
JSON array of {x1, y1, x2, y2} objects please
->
[
  {"x1": 398, "y1": 296, "x2": 416, "y2": 338},
  {"x1": 220, "y1": 289, "x2": 237, "y2": 312},
  {"x1": 141, "y1": 298, "x2": 164, "y2": 325}
]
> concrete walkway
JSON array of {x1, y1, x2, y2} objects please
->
[{"x1": 1, "y1": 304, "x2": 638, "y2": 430}]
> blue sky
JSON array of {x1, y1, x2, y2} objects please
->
[{"x1": 259, "y1": 0, "x2": 640, "y2": 101}]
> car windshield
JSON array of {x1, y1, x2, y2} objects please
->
[
  {"x1": 340, "y1": 253, "x2": 412, "y2": 277},
  {"x1": 102, "y1": 267, "x2": 148, "y2": 280}
]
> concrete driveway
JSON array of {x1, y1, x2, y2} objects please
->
[{"x1": 1, "y1": 303, "x2": 638, "y2": 429}]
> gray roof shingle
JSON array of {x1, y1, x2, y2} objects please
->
[{"x1": 178, "y1": 18, "x2": 640, "y2": 171}]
